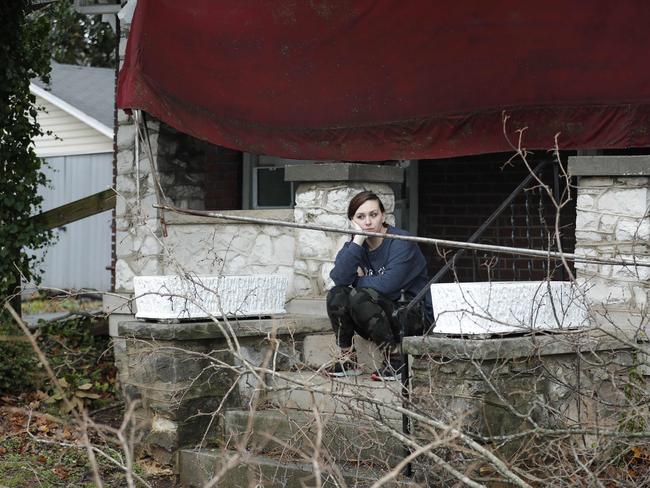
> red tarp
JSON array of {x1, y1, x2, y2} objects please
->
[{"x1": 117, "y1": 1, "x2": 650, "y2": 160}]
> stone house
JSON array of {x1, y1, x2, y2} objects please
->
[
  {"x1": 108, "y1": 2, "x2": 649, "y2": 323},
  {"x1": 102, "y1": 1, "x2": 650, "y2": 482}
]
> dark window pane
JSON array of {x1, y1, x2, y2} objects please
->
[{"x1": 257, "y1": 167, "x2": 292, "y2": 207}]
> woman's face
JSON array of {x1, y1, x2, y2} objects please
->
[{"x1": 352, "y1": 199, "x2": 385, "y2": 233}]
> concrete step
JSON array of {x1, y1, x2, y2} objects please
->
[
  {"x1": 285, "y1": 297, "x2": 327, "y2": 316},
  {"x1": 179, "y1": 448, "x2": 414, "y2": 488},
  {"x1": 221, "y1": 409, "x2": 404, "y2": 466},
  {"x1": 302, "y1": 333, "x2": 385, "y2": 373},
  {"x1": 265, "y1": 371, "x2": 404, "y2": 420}
]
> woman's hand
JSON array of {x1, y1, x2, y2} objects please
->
[{"x1": 350, "y1": 220, "x2": 366, "y2": 246}]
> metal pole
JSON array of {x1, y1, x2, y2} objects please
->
[
  {"x1": 153, "y1": 203, "x2": 649, "y2": 269},
  {"x1": 393, "y1": 290, "x2": 412, "y2": 477}
]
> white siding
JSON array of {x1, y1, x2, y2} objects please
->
[
  {"x1": 33, "y1": 96, "x2": 113, "y2": 157},
  {"x1": 30, "y1": 153, "x2": 113, "y2": 292}
]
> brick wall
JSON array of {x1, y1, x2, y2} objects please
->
[
  {"x1": 418, "y1": 153, "x2": 576, "y2": 282},
  {"x1": 203, "y1": 145, "x2": 242, "y2": 210}
]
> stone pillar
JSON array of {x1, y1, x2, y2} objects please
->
[
  {"x1": 285, "y1": 163, "x2": 404, "y2": 298},
  {"x1": 569, "y1": 156, "x2": 650, "y2": 327},
  {"x1": 115, "y1": 6, "x2": 165, "y2": 296}
]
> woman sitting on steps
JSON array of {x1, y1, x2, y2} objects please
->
[{"x1": 326, "y1": 190, "x2": 433, "y2": 381}]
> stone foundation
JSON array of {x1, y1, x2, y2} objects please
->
[
  {"x1": 115, "y1": 315, "x2": 331, "y2": 466},
  {"x1": 404, "y1": 326, "x2": 649, "y2": 456}
]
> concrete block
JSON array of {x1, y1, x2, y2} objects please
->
[
  {"x1": 285, "y1": 298, "x2": 327, "y2": 316},
  {"x1": 178, "y1": 449, "x2": 384, "y2": 488},
  {"x1": 302, "y1": 334, "x2": 338, "y2": 369},
  {"x1": 568, "y1": 155, "x2": 650, "y2": 176},
  {"x1": 266, "y1": 372, "x2": 402, "y2": 420},
  {"x1": 103, "y1": 293, "x2": 135, "y2": 315},
  {"x1": 109, "y1": 313, "x2": 134, "y2": 337},
  {"x1": 222, "y1": 409, "x2": 402, "y2": 466},
  {"x1": 302, "y1": 334, "x2": 384, "y2": 373},
  {"x1": 285, "y1": 162, "x2": 404, "y2": 183},
  {"x1": 430, "y1": 281, "x2": 589, "y2": 335},
  {"x1": 133, "y1": 274, "x2": 288, "y2": 320},
  {"x1": 118, "y1": 315, "x2": 332, "y2": 341}
]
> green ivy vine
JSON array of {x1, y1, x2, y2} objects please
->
[{"x1": 0, "y1": 1, "x2": 53, "y2": 302}]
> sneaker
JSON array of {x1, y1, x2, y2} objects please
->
[
  {"x1": 325, "y1": 358, "x2": 363, "y2": 377},
  {"x1": 370, "y1": 355, "x2": 404, "y2": 381}
]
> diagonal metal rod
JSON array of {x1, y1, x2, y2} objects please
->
[{"x1": 405, "y1": 160, "x2": 549, "y2": 312}]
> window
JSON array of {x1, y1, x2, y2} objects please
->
[
  {"x1": 253, "y1": 166, "x2": 293, "y2": 208},
  {"x1": 243, "y1": 154, "x2": 315, "y2": 209}
]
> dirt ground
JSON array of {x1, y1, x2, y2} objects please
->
[
  {"x1": 0, "y1": 398, "x2": 177, "y2": 487},
  {"x1": 0, "y1": 303, "x2": 178, "y2": 487}
]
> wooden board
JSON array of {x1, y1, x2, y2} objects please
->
[{"x1": 32, "y1": 188, "x2": 115, "y2": 230}]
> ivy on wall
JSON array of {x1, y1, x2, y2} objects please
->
[{"x1": 0, "y1": 1, "x2": 53, "y2": 301}]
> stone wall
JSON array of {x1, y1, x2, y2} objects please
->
[
  {"x1": 404, "y1": 328, "x2": 648, "y2": 458},
  {"x1": 293, "y1": 182, "x2": 395, "y2": 297},
  {"x1": 115, "y1": 115, "x2": 165, "y2": 292},
  {"x1": 570, "y1": 156, "x2": 650, "y2": 326},
  {"x1": 115, "y1": 316, "x2": 332, "y2": 465},
  {"x1": 161, "y1": 211, "x2": 298, "y2": 299},
  {"x1": 156, "y1": 123, "x2": 243, "y2": 211}
]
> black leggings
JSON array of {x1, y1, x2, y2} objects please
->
[{"x1": 326, "y1": 285, "x2": 424, "y2": 350}]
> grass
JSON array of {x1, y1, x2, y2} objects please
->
[
  {"x1": 21, "y1": 294, "x2": 102, "y2": 316},
  {"x1": 0, "y1": 310, "x2": 175, "y2": 487},
  {"x1": 0, "y1": 433, "x2": 125, "y2": 488}
]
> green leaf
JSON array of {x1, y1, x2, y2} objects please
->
[{"x1": 75, "y1": 391, "x2": 100, "y2": 399}]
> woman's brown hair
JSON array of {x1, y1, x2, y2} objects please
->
[{"x1": 347, "y1": 191, "x2": 385, "y2": 220}]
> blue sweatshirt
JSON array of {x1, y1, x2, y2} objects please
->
[{"x1": 330, "y1": 225, "x2": 433, "y2": 322}]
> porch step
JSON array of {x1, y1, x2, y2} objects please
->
[
  {"x1": 285, "y1": 297, "x2": 327, "y2": 316},
  {"x1": 178, "y1": 448, "x2": 413, "y2": 487},
  {"x1": 302, "y1": 334, "x2": 385, "y2": 373},
  {"x1": 265, "y1": 371, "x2": 404, "y2": 420},
  {"x1": 221, "y1": 409, "x2": 404, "y2": 466}
]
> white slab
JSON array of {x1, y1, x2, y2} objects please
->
[
  {"x1": 133, "y1": 274, "x2": 288, "y2": 320},
  {"x1": 430, "y1": 281, "x2": 589, "y2": 335}
]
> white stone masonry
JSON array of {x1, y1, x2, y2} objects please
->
[
  {"x1": 293, "y1": 182, "x2": 395, "y2": 297},
  {"x1": 572, "y1": 166, "x2": 650, "y2": 324}
]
